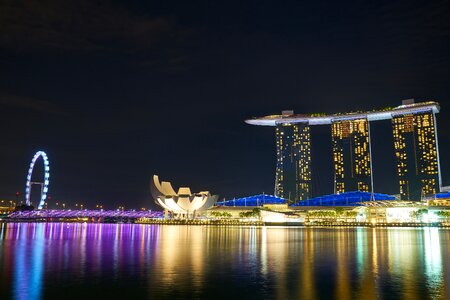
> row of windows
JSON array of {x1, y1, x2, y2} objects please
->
[
  {"x1": 332, "y1": 118, "x2": 372, "y2": 192},
  {"x1": 393, "y1": 111, "x2": 439, "y2": 199},
  {"x1": 275, "y1": 123, "x2": 312, "y2": 201}
]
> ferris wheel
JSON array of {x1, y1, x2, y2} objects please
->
[{"x1": 25, "y1": 151, "x2": 50, "y2": 209}]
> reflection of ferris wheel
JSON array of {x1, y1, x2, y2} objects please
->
[{"x1": 25, "y1": 151, "x2": 50, "y2": 209}]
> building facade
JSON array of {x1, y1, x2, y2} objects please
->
[
  {"x1": 275, "y1": 122, "x2": 312, "y2": 203},
  {"x1": 392, "y1": 110, "x2": 441, "y2": 200},
  {"x1": 247, "y1": 100, "x2": 441, "y2": 202},
  {"x1": 331, "y1": 118, "x2": 372, "y2": 194}
]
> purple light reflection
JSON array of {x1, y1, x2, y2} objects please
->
[
  {"x1": 12, "y1": 224, "x2": 45, "y2": 300},
  {"x1": 2, "y1": 223, "x2": 162, "y2": 299}
]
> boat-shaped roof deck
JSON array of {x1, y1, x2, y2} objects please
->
[{"x1": 245, "y1": 101, "x2": 440, "y2": 126}]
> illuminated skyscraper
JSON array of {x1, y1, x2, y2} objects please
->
[
  {"x1": 392, "y1": 109, "x2": 441, "y2": 200},
  {"x1": 246, "y1": 100, "x2": 440, "y2": 201},
  {"x1": 275, "y1": 121, "x2": 311, "y2": 203},
  {"x1": 331, "y1": 118, "x2": 372, "y2": 194}
]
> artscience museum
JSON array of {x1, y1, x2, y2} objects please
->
[{"x1": 151, "y1": 175, "x2": 218, "y2": 218}]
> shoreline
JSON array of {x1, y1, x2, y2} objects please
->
[{"x1": 1, "y1": 219, "x2": 450, "y2": 227}]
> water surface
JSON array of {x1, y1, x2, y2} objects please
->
[{"x1": 0, "y1": 223, "x2": 449, "y2": 299}]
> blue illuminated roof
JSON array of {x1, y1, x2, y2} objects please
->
[
  {"x1": 216, "y1": 194, "x2": 286, "y2": 207},
  {"x1": 216, "y1": 192, "x2": 396, "y2": 207},
  {"x1": 433, "y1": 192, "x2": 450, "y2": 199},
  {"x1": 291, "y1": 191, "x2": 396, "y2": 207}
]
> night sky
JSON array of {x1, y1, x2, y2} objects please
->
[{"x1": 1, "y1": 0, "x2": 450, "y2": 209}]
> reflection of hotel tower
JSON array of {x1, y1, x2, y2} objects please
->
[{"x1": 246, "y1": 100, "x2": 441, "y2": 201}]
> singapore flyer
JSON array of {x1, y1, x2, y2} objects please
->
[{"x1": 25, "y1": 151, "x2": 50, "y2": 210}]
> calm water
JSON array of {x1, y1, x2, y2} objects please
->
[{"x1": 0, "y1": 223, "x2": 449, "y2": 299}]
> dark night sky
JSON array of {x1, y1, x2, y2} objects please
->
[{"x1": 1, "y1": 0, "x2": 450, "y2": 209}]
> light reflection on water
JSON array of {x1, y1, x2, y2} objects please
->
[{"x1": 0, "y1": 223, "x2": 449, "y2": 299}]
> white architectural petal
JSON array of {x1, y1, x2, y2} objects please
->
[
  {"x1": 157, "y1": 198, "x2": 173, "y2": 212},
  {"x1": 190, "y1": 195, "x2": 206, "y2": 211},
  {"x1": 161, "y1": 181, "x2": 177, "y2": 196},
  {"x1": 177, "y1": 187, "x2": 192, "y2": 196},
  {"x1": 177, "y1": 196, "x2": 192, "y2": 211},
  {"x1": 164, "y1": 198, "x2": 184, "y2": 213}
]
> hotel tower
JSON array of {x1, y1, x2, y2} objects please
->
[
  {"x1": 392, "y1": 102, "x2": 441, "y2": 199},
  {"x1": 275, "y1": 115, "x2": 312, "y2": 203},
  {"x1": 331, "y1": 118, "x2": 372, "y2": 194}
]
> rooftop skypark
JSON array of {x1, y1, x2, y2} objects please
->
[{"x1": 245, "y1": 100, "x2": 439, "y2": 126}]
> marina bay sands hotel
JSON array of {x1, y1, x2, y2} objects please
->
[{"x1": 246, "y1": 100, "x2": 441, "y2": 202}]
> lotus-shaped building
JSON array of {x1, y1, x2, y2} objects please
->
[{"x1": 151, "y1": 175, "x2": 218, "y2": 218}]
